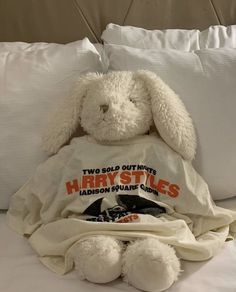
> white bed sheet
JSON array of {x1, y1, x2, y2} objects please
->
[{"x1": 1, "y1": 213, "x2": 236, "y2": 292}]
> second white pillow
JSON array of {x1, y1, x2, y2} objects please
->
[
  {"x1": 105, "y1": 44, "x2": 236, "y2": 200},
  {"x1": 102, "y1": 23, "x2": 236, "y2": 51}
]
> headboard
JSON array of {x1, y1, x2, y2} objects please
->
[{"x1": 0, "y1": 0, "x2": 236, "y2": 43}]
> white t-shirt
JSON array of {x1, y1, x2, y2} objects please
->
[{"x1": 7, "y1": 134, "x2": 236, "y2": 274}]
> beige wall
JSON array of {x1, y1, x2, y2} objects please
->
[{"x1": 0, "y1": 0, "x2": 236, "y2": 43}]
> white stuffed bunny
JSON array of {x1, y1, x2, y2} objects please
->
[
  {"x1": 41, "y1": 70, "x2": 196, "y2": 292},
  {"x1": 43, "y1": 70, "x2": 196, "y2": 160}
]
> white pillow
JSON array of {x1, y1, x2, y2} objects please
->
[
  {"x1": 0, "y1": 38, "x2": 103, "y2": 209},
  {"x1": 104, "y1": 44, "x2": 236, "y2": 200},
  {"x1": 102, "y1": 23, "x2": 200, "y2": 51},
  {"x1": 200, "y1": 25, "x2": 236, "y2": 49},
  {"x1": 102, "y1": 23, "x2": 236, "y2": 50}
]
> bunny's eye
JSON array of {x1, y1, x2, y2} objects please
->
[{"x1": 129, "y1": 97, "x2": 135, "y2": 104}]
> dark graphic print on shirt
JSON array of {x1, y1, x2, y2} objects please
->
[{"x1": 83, "y1": 194, "x2": 166, "y2": 222}]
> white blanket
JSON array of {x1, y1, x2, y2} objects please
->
[{"x1": 7, "y1": 134, "x2": 236, "y2": 275}]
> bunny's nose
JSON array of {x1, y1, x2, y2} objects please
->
[{"x1": 100, "y1": 104, "x2": 109, "y2": 113}]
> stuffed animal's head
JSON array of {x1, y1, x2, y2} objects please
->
[{"x1": 42, "y1": 70, "x2": 196, "y2": 161}]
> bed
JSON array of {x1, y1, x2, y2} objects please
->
[
  {"x1": 1, "y1": 211, "x2": 236, "y2": 292},
  {"x1": 1, "y1": 0, "x2": 236, "y2": 291}
]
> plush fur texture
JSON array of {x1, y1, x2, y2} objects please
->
[
  {"x1": 73, "y1": 236, "x2": 123, "y2": 283},
  {"x1": 42, "y1": 70, "x2": 196, "y2": 161},
  {"x1": 122, "y1": 238, "x2": 181, "y2": 292},
  {"x1": 73, "y1": 236, "x2": 181, "y2": 292},
  {"x1": 42, "y1": 73, "x2": 100, "y2": 154},
  {"x1": 137, "y1": 71, "x2": 196, "y2": 161},
  {"x1": 42, "y1": 70, "x2": 195, "y2": 291}
]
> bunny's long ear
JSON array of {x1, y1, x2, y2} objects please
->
[
  {"x1": 136, "y1": 70, "x2": 197, "y2": 161},
  {"x1": 42, "y1": 73, "x2": 101, "y2": 155}
]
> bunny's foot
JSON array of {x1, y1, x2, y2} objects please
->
[
  {"x1": 73, "y1": 235, "x2": 123, "y2": 283},
  {"x1": 122, "y1": 238, "x2": 181, "y2": 292}
]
